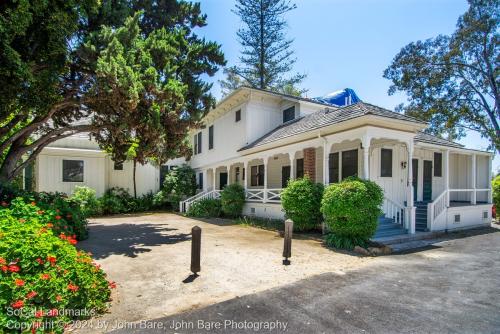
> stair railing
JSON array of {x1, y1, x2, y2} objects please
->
[
  {"x1": 427, "y1": 190, "x2": 448, "y2": 230},
  {"x1": 383, "y1": 197, "x2": 406, "y2": 226},
  {"x1": 180, "y1": 190, "x2": 221, "y2": 212}
]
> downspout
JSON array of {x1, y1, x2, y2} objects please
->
[{"x1": 318, "y1": 130, "x2": 328, "y2": 235}]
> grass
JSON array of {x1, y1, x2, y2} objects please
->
[{"x1": 236, "y1": 216, "x2": 285, "y2": 231}]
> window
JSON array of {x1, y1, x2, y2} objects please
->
[
  {"x1": 114, "y1": 161, "x2": 123, "y2": 170},
  {"x1": 380, "y1": 148, "x2": 393, "y2": 177},
  {"x1": 242, "y1": 167, "x2": 245, "y2": 180},
  {"x1": 235, "y1": 167, "x2": 240, "y2": 182},
  {"x1": 434, "y1": 152, "x2": 442, "y2": 177},
  {"x1": 209, "y1": 125, "x2": 214, "y2": 150},
  {"x1": 62, "y1": 160, "x2": 84, "y2": 182},
  {"x1": 198, "y1": 172, "x2": 203, "y2": 189},
  {"x1": 341, "y1": 149, "x2": 358, "y2": 180},
  {"x1": 193, "y1": 135, "x2": 197, "y2": 155},
  {"x1": 197, "y1": 132, "x2": 202, "y2": 154},
  {"x1": 329, "y1": 152, "x2": 339, "y2": 183},
  {"x1": 296, "y1": 158, "x2": 304, "y2": 178},
  {"x1": 282, "y1": 166, "x2": 291, "y2": 188},
  {"x1": 250, "y1": 165, "x2": 264, "y2": 186},
  {"x1": 283, "y1": 106, "x2": 295, "y2": 123},
  {"x1": 235, "y1": 109, "x2": 241, "y2": 122}
]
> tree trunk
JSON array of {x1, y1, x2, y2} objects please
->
[
  {"x1": 259, "y1": 0, "x2": 265, "y2": 89},
  {"x1": 133, "y1": 159, "x2": 137, "y2": 199}
]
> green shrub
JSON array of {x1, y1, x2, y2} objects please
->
[
  {"x1": 162, "y1": 165, "x2": 197, "y2": 209},
  {"x1": 71, "y1": 186, "x2": 100, "y2": 216},
  {"x1": 280, "y1": 177, "x2": 324, "y2": 231},
  {"x1": 187, "y1": 199, "x2": 222, "y2": 218},
  {"x1": 321, "y1": 177, "x2": 383, "y2": 249},
  {"x1": 220, "y1": 184, "x2": 246, "y2": 218},
  {"x1": 0, "y1": 209, "x2": 112, "y2": 333},
  {"x1": 493, "y1": 174, "x2": 500, "y2": 210},
  {"x1": 0, "y1": 187, "x2": 88, "y2": 241},
  {"x1": 97, "y1": 187, "x2": 133, "y2": 215}
]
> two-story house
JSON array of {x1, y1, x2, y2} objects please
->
[{"x1": 31, "y1": 86, "x2": 494, "y2": 237}]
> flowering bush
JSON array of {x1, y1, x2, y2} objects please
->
[
  {"x1": 71, "y1": 186, "x2": 100, "y2": 217},
  {"x1": 0, "y1": 210, "x2": 112, "y2": 333}
]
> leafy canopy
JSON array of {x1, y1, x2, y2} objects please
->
[{"x1": 384, "y1": 0, "x2": 499, "y2": 153}]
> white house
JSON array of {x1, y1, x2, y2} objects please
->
[{"x1": 31, "y1": 86, "x2": 494, "y2": 237}]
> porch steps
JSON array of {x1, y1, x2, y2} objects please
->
[
  {"x1": 415, "y1": 201, "x2": 429, "y2": 232},
  {"x1": 373, "y1": 216, "x2": 407, "y2": 239}
]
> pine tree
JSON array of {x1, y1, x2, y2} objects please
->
[{"x1": 220, "y1": 0, "x2": 305, "y2": 96}]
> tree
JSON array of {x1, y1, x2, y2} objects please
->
[
  {"x1": 220, "y1": 0, "x2": 305, "y2": 96},
  {"x1": 384, "y1": 0, "x2": 499, "y2": 153},
  {"x1": 0, "y1": 0, "x2": 225, "y2": 182}
]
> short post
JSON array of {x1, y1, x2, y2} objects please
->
[
  {"x1": 191, "y1": 226, "x2": 201, "y2": 274},
  {"x1": 283, "y1": 219, "x2": 293, "y2": 265}
]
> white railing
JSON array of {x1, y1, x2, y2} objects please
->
[
  {"x1": 382, "y1": 197, "x2": 406, "y2": 226},
  {"x1": 266, "y1": 188, "x2": 283, "y2": 203},
  {"x1": 179, "y1": 190, "x2": 221, "y2": 212},
  {"x1": 428, "y1": 190, "x2": 448, "y2": 227},
  {"x1": 246, "y1": 189, "x2": 265, "y2": 201},
  {"x1": 448, "y1": 188, "x2": 492, "y2": 204}
]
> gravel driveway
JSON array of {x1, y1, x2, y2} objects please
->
[{"x1": 73, "y1": 212, "x2": 371, "y2": 333}]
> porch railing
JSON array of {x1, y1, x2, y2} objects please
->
[
  {"x1": 179, "y1": 190, "x2": 221, "y2": 212},
  {"x1": 382, "y1": 197, "x2": 406, "y2": 227}
]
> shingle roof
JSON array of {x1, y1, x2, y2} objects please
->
[
  {"x1": 414, "y1": 132, "x2": 464, "y2": 148},
  {"x1": 241, "y1": 86, "x2": 338, "y2": 108},
  {"x1": 239, "y1": 102, "x2": 426, "y2": 151}
]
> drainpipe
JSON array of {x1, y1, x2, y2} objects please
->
[{"x1": 318, "y1": 131, "x2": 328, "y2": 235}]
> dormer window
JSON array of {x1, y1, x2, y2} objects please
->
[{"x1": 283, "y1": 106, "x2": 295, "y2": 123}]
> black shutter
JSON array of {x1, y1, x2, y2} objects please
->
[
  {"x1": 197, "y1": 132, "x2": 202, "y2": 154},
  {"x1": 434, "y1": 152, "x2": 442, "y2": 177},
  {"x1": 209, "y1": 125, "x2": 214, "y2": 149},
  {"x1": 258, "y1": 165, "x2": 265, "y2": 186},
  {"x1": 251, "y1": 166, "x2": 258, "y2": 186},
  {"x1": 329, "y1": 152, "x2": 339, "y2": 183},
  {"x1": 380, "y1": 148, "x2": 393, "y2": 177},
  {"x1": 296, "y1": 158, "x2": 304, "y2": 178}
]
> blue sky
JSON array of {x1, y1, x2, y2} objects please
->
[{"x1": 195, "y1": 0, "x2": 499, "y2": 172}]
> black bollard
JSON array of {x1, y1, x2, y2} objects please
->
[
  {"x1": 283, "y1": 219, "x2": 293, "y2": 265},
  {"x1": 191, "y1": 226, "x2": 201, "y2": 274}
]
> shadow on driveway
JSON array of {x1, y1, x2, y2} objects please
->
[{"x1": 78, "y1": 222, "x2": 191, "y2": 259}]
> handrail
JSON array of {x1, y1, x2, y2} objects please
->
[
  {"x1": 180, "y1": 190, "x2": 221, "y2": 212},
  {"x1": 382, "y1": 197, "x2": 406, "y2": 226},
  {"x1": 427, "y1": 189, "x2": 448, "y2": 229}
]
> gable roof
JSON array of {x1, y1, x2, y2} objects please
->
[
  {"x1": 239, "y1": 86, "x2": 338, "y2": 108},
  {"x1": 239, "y1": 102, "x2": 426, "y2": 151}
]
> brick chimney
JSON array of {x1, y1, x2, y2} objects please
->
[{"x1": 303, "y1": 147, "x2": 316, "y2": 181}]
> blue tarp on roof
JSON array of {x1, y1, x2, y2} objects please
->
[{"x1": 313, "y1": 88, "x2": 361, "y2": 107}]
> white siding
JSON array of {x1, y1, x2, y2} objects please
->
[
  {"x1": 106, "y1": 158, "x2": 160, "y2": 196},
  {"x1": 413, "y1": 148, "x2": 445, "y2": 201},
  {"x1": 449, "y1": 153, "x2": 472, "y2": 202}
]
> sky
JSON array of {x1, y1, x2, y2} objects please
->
[{"x1": 195, "y1": 0, "x2": 499, "y2": 172}]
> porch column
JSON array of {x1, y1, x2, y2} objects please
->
[
  {"x1": 488, "y1": 155, "x2": 493, "y2": 203},
  {"x1": 407, "y1": 142, "x2": 416, "y2": 234},
  {"x1": 361, "y1": 135, "x2": 371, "y2": 180},
  {"x1": 226, "y1": 165, "x2": 231, "y2": 186},
  {"x1": 323, "y1": 139, "x2": 329, "y2": 185},
  {"x1": 288, "y1": 151, "x2": 295, "y2": 181},
  {"x1": 471, "y1": 154, "x2": 476, "y2": 204},
  {"x1": 213, "y1": 167, "x2": 217, "y2": 190},
  {"x1": 263, "y1": 156, "x2": 269, "y2": 203},
  {"x1": 444, "y1": 150, "x2": 450, "y2": 206},
  {"x1": 202, "y1": 169, "x2": 208, "y2": 192},
  {"x1": 243, "y1": 161, "x2": 249, "y2": 190}
]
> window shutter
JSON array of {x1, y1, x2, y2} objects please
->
[{"x1": 434, "y1": 152, "x2": 442, "y2": 177}]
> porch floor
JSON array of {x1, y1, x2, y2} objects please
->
[{"x1": 449, "y1": 201, "x2": 489, "y2": 207}]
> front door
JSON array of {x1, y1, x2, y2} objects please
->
[
  {"x1": 412, "y1": 159, "x2": 418, "y2": 201},
  {"x1": 423, "y1": 160, "x2": 432, "y2": 201},
  {"x1": 219, "y1": 172, "x2": 228, "y2": 189},
  {"x1": 282, "y1": 166, "x2": 291, "y2": 188}
]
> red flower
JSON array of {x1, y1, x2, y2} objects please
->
[
  {"x1": 31, "y1": 202, "x2": 36, "y2": 206},
  {"x1": 27, "y1": 291, "x2": 38, "y2": 299},
  {"x1": 1, "y1": 265, "x2": 8, "y2": 272},
  {"x1": 67, "y1": 237, "x2": 77, "y2": 245},
  {"x1": 40, "y1": 273, "x2": 50, "y2": 280},
  {"x1": 55, "y1": 295, "x2": 62, "y2": 302},
  {"x1": 19, "y1": 218, "x2": 26, "y2": 223},
  {"x1": 108, "y1": 281, "x2": 117, "y2": 289},
  {"x1": 36, "y1": 258, "x2": 44, "y2": 265},
  {"x1": 47, "y1": 223, "x2": 53, "y2": 228},
  {"x1": 35, "y1": 310, "x2": 44, "y2": 318},
  {"x1": 67, "y1": 283, "x2": 79, "y2": 292},
  {"x1": 15, "y1": 279, "x2": 25, "y2": 287},
  {"x1": 59, "y1": 233, "x2": 66, "y2": 240},
  {"x1": 55, "y1": 215, "x2": 62, "y2": 220},
  {"x1": 0, "y1": 257, "x2": 6, "y2": 265},
  {"x1": 1, "y1": 201, "x2": 8, "y2": 207},
  {"x1": 8, "y1": 264, "x2": 20, "y2": 273},
  {"x1": 11, "y1": 300, "x2": 24, "y2": 309},
  {"x1": 47, "y1": 308, "x2": 58, "y2": 317},
  {"x1": 47, "y1": 256, "x2": 56, "y2": 265}
]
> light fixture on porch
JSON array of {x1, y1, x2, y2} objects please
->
[{"x1": 401, "y1": 161, "x2": 407, "y2": 169}]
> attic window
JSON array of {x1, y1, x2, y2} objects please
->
[
  {"x1": 235, "y1": 109, "x2": 241, "y2": 122},
  {"x1": 283, "y1": 106, "x2": 295, "y2": 123}
]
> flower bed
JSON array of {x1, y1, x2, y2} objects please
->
[{"x1": 0, "y1": 199, "x2": 112, "y2": 333}]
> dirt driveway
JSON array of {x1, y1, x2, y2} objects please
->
[{"x1": 74, "y1": 212, "x2": 371, "y2": 332}]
